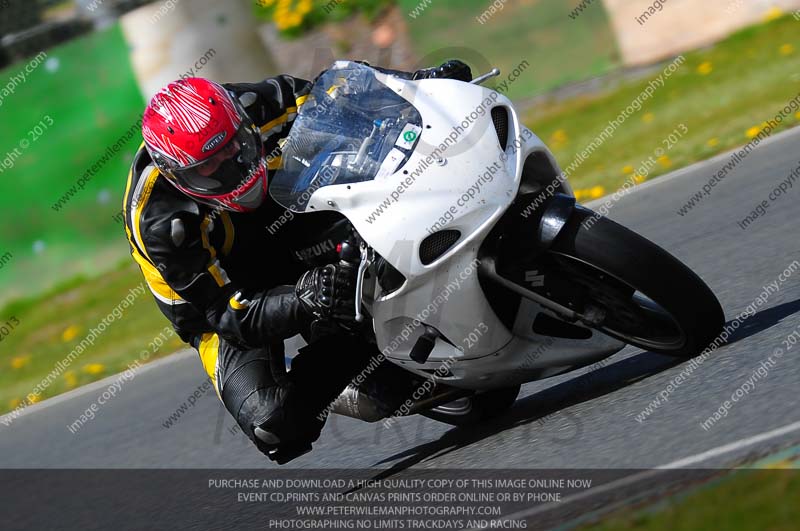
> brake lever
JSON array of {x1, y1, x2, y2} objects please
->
[
  {"x1": 354, "y1": 243, "x2": 372, "y2": 322},
  {"x1": 471, "y1": 68, "x2": 501, "y2": 86}
]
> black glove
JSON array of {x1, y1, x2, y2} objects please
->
[
  {"x1": 413, "y1": 60, "x2": 472, "y2": 82},
  {"x1": 295, "y1": 263, "x2": 357, "y2": 323}
]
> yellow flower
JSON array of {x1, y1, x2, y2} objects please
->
[
  {"x1": 588, "y1": 186, "x2": 605, "y2": 199},
  {"x1": 573, "y1": 189, "x2": 588, "y2": 201},
  {"x1": 257, "y1": 0, "x2": 276, "y2": 6},
  {"x1": 746, "y1": 125, "x2": 762, "y2": 139},
  {"x1": 28, "y1": 394, "x2": 40, "y2": 404},
  {"x1": 762, "y1": 7, "x2": 783, "y2": 22},
  {"x1": 696, "y1": 62, "x2": 713, "y2": 75},
  {"x1": 622, "y1": 165, "x2": 634, "y2": 175},
  {"x1": 297, "y1": 0, "x2": 312, "y2": 15},
  {"x1": 286, "y1": 12, "x2": 303, "y2": 28},
  {"x1": 83, "y1": 363, "x2": 106, "y2": 375},
  {"x1": 633, "y1": 174, "x2": 646, "y2": 184},
  {"x1": 11, "y1": 356, "x2": 30, "y2": 370},
  {"x1": 9, "y1": 398, "x2": 21, "y2": 409},
  {"x1": 707, "y1": 138, "x2": 719, "y2": 147},
  {"x1": 779, "y1": 44, "x2": 794, "y2": 56},
  {"x1": 550, "y1": 129, "x2": 568, "y2": 145},
  {"x1": 275, "y1": 2, "x2": 291, "y2": 18},
  {"x1": 657, "y1": 155, "x2": 672, "y2": 168},
  {"x1": 642, "y1": 113, "x2": 654, "y2": 124},
  {"x1": 64, "y1": 371, "x2": 78, "y2": 388},
  {"x1": 62, "y1": 325, "x2": 80, "y2": 342},
  {"x1": 796, "y1": 111, "x2": 800, "y2": 121}
]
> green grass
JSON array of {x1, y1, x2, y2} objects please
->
[
  {"x1": 0, "y1": 23, "x2": 144, "y2": 307},
  {"x1": 524, "y1": 14, "x2": 800, "y2": 197},
  {"x1": 398, "y1": 0, "x2": 620, "y2": 100},
  {"x1": 0, "y1": 261, "x2": 182, "y2": 414},
  {"x1": 582, "y1": 468, "x2": 800, "y2": 531},
  {"x1": 254, "y1": 0, "x2": 395, "y2": 38}
]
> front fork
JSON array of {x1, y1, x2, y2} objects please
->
[{"x1": 478, "y1": 193, "x2": 606, "y2": 328}]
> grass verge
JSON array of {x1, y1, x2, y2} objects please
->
[
  {"x1": 399, "y1": 0, "x2": 620, "y2": 100},
  {"x1": 524, "y1": 13, "x2": 800, "y2": 202},
  {"x1": 582, "y1": 467, "x2": 800, "y2": 530},
  {"x1": 0, "y1": 262, "x2": 181, "y2": 415}
]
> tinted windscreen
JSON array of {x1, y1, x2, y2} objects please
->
[{"x1": 269, "y1": 61, "x2": 423, "y2": 211}]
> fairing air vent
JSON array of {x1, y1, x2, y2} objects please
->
[
  {"x1": 419, "y1": 230, "x2": 461, "y2": 265},
  {"x1": 491, "y1": 106, "x2": 509, "y2": 151}
]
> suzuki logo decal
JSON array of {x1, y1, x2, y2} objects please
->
[{"x1": 525, "y1": 270, "x2": 545, "y2": 287}]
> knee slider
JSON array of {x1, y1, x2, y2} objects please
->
[{"x1": 221, "y1": 359, "x2": 282, "y2": 437}]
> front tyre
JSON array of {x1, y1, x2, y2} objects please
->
[{"x1": 546, "y1": 206, "x2": 724, "y2": 357}]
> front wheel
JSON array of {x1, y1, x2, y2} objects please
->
[{"x1": 541, "y1": 206, "x2": 724, "y2": 358}]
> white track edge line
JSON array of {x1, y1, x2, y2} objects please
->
[
  {"x1": 0, "y1": 349, "x2": 195, "y2": 426},
  {"x1": 488, "y1": 419, "x2": 800, "y2": 527}
]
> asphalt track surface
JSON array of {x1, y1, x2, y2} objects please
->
[{"x1": 2, "y1": 127, "x2": 800, "y2": 529}]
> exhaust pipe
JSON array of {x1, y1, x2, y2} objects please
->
[
  {"x1": 330, "y1": 384, "x2": 472, "y2": 422},
  {"x1": 330, "y1": 385, "x2": 388, "y2": 423}
]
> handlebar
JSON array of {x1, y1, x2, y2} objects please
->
[
  {"x1": 471, "y1": 68, "x2": 501, "y2": 86},
  {"x1": 336, "y1": 230, "x2": 372, "y2": 323}
]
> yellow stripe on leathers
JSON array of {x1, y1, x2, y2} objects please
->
[
  {"x1": 122, "y1": 154, "x2": 185, "y2": 303},
  {"x1": 198, "y1": 332, "x2": 220, "y2": 393},
  {"x1": 200, "y1": 215, "x2": 228, "y2": 287},
  {"x1": 132, "y1": 167, "x2": 161, "y2": 262},
  {"x1": 260, "y1": 107, "x2": 296, "y2": 134},
  {"x1": 220, "y1": 211, "x2": 235, "y2": 256},
  {"x1": 258, "y1": 93, "x2": 307, "y2": 134}
]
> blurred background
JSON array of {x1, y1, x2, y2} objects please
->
[{"x1": 0, "y1": 0, "x2": 799, "y2": 421}]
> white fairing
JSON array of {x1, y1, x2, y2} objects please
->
[{"x1": 289, "y1": 66, "x2": 623, "y2": 390}]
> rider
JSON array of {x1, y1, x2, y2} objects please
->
[{"x1": 124, "y1": 60, "x2": 471, "y2": 462}]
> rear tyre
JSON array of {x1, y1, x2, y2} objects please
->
[
  {"x1": 546, "y1": 206, "x2": 724, "y2": 357},
  {"x1": 420, "y1": 385, "x2": 520, "y2": 427}
]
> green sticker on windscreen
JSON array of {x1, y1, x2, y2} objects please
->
[{"x1": 396, "y1": 124, "x2": 423, "y2": 150}]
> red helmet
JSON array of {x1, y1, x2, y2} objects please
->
[{"x1": 142, "y1": 77, "x2": 267, "y2": 212}]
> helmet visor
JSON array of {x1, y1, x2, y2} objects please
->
[{"x1": 170, "y1": 122, "x2": 264, "y2": 197}]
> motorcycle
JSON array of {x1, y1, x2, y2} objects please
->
[{"x1": 268, "y1": 61, "x2": 724, "y2": 456}]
